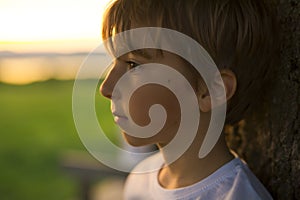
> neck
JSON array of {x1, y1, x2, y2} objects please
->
[{"x1": 157, "y1": 116, "x2": 234, "y2": 189}]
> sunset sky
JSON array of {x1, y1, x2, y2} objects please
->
[
  {"x1": 0, "y1": 0, "x2": 111, "y2": 53},
  {"x1": 0, "y1": 0, "x2": 112, "y2": 84}
]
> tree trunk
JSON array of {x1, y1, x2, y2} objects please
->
[{"x1": 226, "y1": 0, "x2": 300, "y2": 199}]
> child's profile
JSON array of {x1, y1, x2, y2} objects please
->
[{"x1": 99, "y1": 0, "x2": 277, "y2": 199}]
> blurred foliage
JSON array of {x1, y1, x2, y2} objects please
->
[{"x1": 0, "y1": 80, "x2": 118, "y2": 200}]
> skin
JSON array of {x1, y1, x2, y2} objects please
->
[{"x1": 100, "y1": 49, "x2": 237, "y2": 189}]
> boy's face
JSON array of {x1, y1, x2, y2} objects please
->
[{"x1": 100, "y1": 49, "x2": 199, "y2": 147}]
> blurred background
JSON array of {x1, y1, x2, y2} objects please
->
[{"x1": 0, "y1": 0, "x2": 128, "y2": 199}]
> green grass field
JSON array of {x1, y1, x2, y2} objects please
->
[{"x1": 0, "y1": 80, "x2": 118, "y2": 200}]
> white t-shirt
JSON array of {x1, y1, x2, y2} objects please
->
[{"x1": 124, "y1": 153, "x2": 273, "y2": 200}]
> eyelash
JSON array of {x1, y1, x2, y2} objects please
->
[{"x1": 126, "y1": 61, "x2": 140, "y2": 70}]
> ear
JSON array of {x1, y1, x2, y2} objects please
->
[
  {"x1": 220, "y1": 69, "x2": 237, "y2": 101},
  {"x1": 198, "y1": 69, "x2": 237, "y2": 112}
]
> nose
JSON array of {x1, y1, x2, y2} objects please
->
[
  {"x1": 100, "y1": 70, "x2": 114, "y2": 99},
  {"x1": 100, "y1": 64, "x2": 122, "y2": 99}
]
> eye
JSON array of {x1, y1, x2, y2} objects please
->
[{"x1": 126, "y1": 61, "x2": 140, "y2": 70}]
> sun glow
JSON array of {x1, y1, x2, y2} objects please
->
[
  {"x1": 0, "y1": 0, "x2": 112, "y2": 84},
  {"x1": 0, "y1": 0, "x2": 112, "y2": 52}
]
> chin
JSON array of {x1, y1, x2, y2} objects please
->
[{"x1": 122, "y1": 132, "x2": 154, "y2": 147}]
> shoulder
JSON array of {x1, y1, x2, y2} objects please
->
[
  {"x1": 221, "y1": 158, "x2": 273, "y2": 200},
  {"x1": 186, "y1": 158, "x2": 273, "y2": 200}
]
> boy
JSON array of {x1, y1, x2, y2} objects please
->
[{"x1": 100, "y1": 0, "x2": 277, "y2": 199}]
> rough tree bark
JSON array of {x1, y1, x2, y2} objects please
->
[{"x1": 227, "y1": 0, "x2": 300, "y2": 199}]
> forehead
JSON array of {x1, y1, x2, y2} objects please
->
[
  {"x1": 118, "y1": 49, "x2": 178, "y2": 63},
  {"x1": 109, "y1": 33, "x2": 163, "y2": 59},
  {"x1": 108, "y1": 28, "x2": 164, "y2": 57},
  {"x1": 130, "y1": 49, "x2": 162, "y2": 60}
]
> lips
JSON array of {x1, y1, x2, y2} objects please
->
[
  {"x1": 112, "y1": 110, "x2": 128, "y2": 125},
  {"x1": 112, "y1": 112, "x2": 128, "y2": 119},
  {"x1": 111, "y1": 101, "x2": 128, "y2": 124}
]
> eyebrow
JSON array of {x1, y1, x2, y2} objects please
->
[{"x1": 131, "y1": 49, "x2": 159, "y2": 60}]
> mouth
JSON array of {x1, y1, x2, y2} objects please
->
[
  {"x1": 112, "y1": 112, "x2": 128, "y2": 123},
  {"x1": 111, "y1": 102, "x2": 128, "y2": 123}
]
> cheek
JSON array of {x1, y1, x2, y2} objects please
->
[{"x1": 129, "y1": 84, "x2": 181, "y2": 141}]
